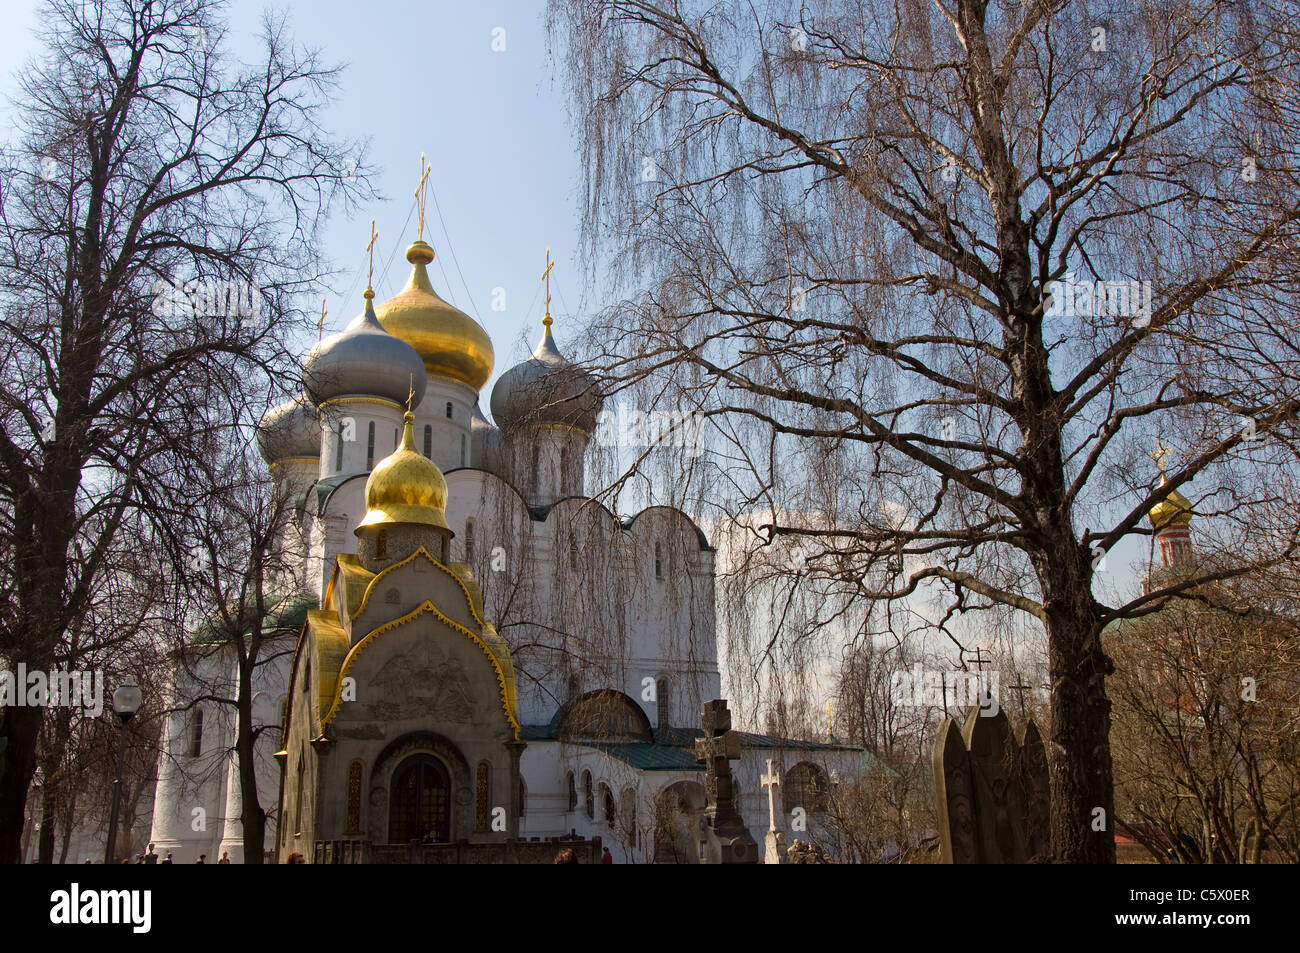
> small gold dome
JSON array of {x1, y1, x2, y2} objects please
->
[
  {"x1": 1148, "y1": 476, "x2": 1193, "y2": 529},
  {"x1": 374, "y1": 241, "x2": 494, "y2": 392},
  {"x1": 355, "y1": 412, "x2": 451, "y2": 533}
]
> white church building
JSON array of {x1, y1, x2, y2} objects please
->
[{"x1": 147, "y1": 228, "x2": 863, "y2": 863}]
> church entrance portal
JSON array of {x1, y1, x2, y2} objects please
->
[{"x1": 389, "y1": 754, "x2": 451, "y2": 843}]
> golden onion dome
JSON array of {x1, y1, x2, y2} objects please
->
[
  {"x1": 374, "y1": 241, "x2": 494, "y2": 392},
  {"x1": 355, "y1": 411, "x2": 451, "y2": 533},
  {"x1": 1148, "y1": 476, "x2": 1194, "y2": 529}
]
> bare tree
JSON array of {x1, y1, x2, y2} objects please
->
[
  {"x1": 550, "y1": 0, "x2": 1300, "y2": 861},
  {"x1": 0, "y1": 0, "x2": 368, "y2": 862}
]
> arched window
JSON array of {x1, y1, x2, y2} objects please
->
[
  {"x1": 366, "y1": 420, "x2": 375, "y2": 469},
  {"x1": 294, "y1": 752, "x2": 305, "y2": 835},
  {"x1": 334, "y1": 422, "x2": 345, "y2": 472},
  {"x1": 465, "y1": 519, "x2": 475, "y2": 562},
  {"x1": 654, "y1": 542, "x2": 663, "y2": 579},
  {"x1": 423, "y1": 424, "x2": 432, "y2": 458},
  {"x1": 345, "y1": 760, "x2": 363, "y2": 835},
  {"x1": 566, "y1": 772, "x2": 577, "y2": 812},
  {"x1": 475, "y1": 761, "x2": 490, "y2": 832},
  {"x1": 601, "y1": 783, "x2": 615, "y2": 826},
  {"x1": 445, "y1": 401, "x2": 453, "y2": 419},
  {"x1": 656, "y1": 676, "x2": 672, "y2": 729},
  {"x1": 569, "y1": 533, "x2": 578, "y2": 570},
  {"x1": 187, "y1": 707, "x2": 204, "y2": 757},
  {"x1": 583, "y1": 770, "x2": 594, "y2": 820},
  {"x1": 783, "y1": 762, "x2": 830, "y2": 815},
  {"x1": 375, "y1": 529, "x2": 387, "y2": 560}
]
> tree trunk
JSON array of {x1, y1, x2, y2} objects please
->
[
  {"x1": 1038, "y1": 542, "x2": 1117, "y2": 863},
  {"x1": 0, "y1": 704, "x2": 43, "y2": 863},
  {"x1": 37, "y1": 775, "x2": 57, "y2": 864},
  {"x1": 237, "y1": 659, "x2": 265, "y2": 864}
]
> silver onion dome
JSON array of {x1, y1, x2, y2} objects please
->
[
  {"x1": 302, "y1": 291, "x2": 428, "y2": 408},
  {"x1": 256, "y1": 394, "x2": 321, "y2": 463},
  {"x1": 489, "y1": 328, "x2": 602, "y2": 434},
  {"x1": 471, "y1": 400, "x2": 504, "y2": 473}
]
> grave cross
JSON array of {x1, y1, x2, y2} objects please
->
[
  {"x1": 760, "y1": 759, "x2": 781, "y2": 832},
  {"x1": 1006, "y1": 680, "x2": 1034, "y2": 718}
]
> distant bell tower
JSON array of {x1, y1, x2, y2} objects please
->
[{"x1": 1147, "y1": 441, "x2": 1194, "y2": 570}]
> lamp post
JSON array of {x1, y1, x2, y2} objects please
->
[{"x1": 103, "y1": 679, "x2": 142, "y2": 864}]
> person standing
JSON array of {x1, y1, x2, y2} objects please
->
[
  {"x1": 601, "y1": 847, "x2": 613, "y2": 864},
  {"x1": 218, "y1": 852, "x2": 231, "y2": 864}
]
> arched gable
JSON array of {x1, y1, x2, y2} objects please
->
[
  {"x1": 554, "y1": 689, "x2": 653, "y2": 743},
  {"x1": 321, "y1": 599, "x2": 520, "y2": 739}
]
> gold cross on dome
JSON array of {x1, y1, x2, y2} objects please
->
[
  {"x1": 826, "y1": 701, "x2": 834, "y2": 738},
  {"x1": 406, "y1": 373, "x2": 415, "y2": 414},
  {"x1": 365, "y1": 219, "x2": 378, "y2": 293},
  {"x1": 1151, "y1": 439, "x2": 1171, "y2": 471},
  {"x1": 414, "y1": 153, "x2": 431, "y2": 241},
  {"x1": 317, "y1": 297, "x2": 327, "y2": 342},
  {"x1": 541, "y1": 247, "x2": 555, "y2": 329}
]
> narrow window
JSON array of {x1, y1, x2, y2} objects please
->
[
  {"x1": 424, "y1": 425, "x2": 432, "y2": 458},
  {"x1": 519, "y1": 778, "x2": 527, "y2": 819},
  {"x1": 294, "y1": 758, "x2": 304, "y2": 835},
  {"x1": 445, "y1": 401, "x2": 453, "y2": 420},
  {"x1": 465, "y1": 519, "x2": 475, "y2": 562},
  {"x1": 583, "y1": 771, "x2": 594, "y2": 820},
  {"x1": 188, "y1": 707, "x2": 204, "y2": 757},
  {"x1": 654, "y1": 542, "x2": 663, "y2": 579},
  {"x1": 335, "y1": 422, "x2": 345, "y2": 472},
  {"x1": 566, "y1": 772, "x2": 577, "y2": 812},
  {"x1": 366, "y1": 420, "x2": 375, "y2": 469},
  {"x1": 376, "y1": 529, "x2": 387, "y2": 560},
  {"x1": 461, "y1": 433, "x2": 467, "y2": 466},
  {"x1": 656, "y1": 677, "x2": 672, "y2": 728},
  {"x1": 569, "y1": 533, "x2": 578, "y2": 570},
  {"x1": 475, "y1": 762, "x2": 490, "y2": 832},
  {"x1": 559, "y1": 446, "x2": 569, "y2": 494}
]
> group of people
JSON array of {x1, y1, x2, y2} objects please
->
[{"x1": 97, "y1": 844, "x2": 234, "y2": 864}]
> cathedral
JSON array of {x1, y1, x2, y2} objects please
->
[{"x1": 147, "y1": 222, "x2": 864, "y2": 863}]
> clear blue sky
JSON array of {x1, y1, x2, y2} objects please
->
[{"x1": 0, "y1": 0, "x2": 589, "y2": 384}]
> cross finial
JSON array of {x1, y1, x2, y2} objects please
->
[
  {"x1": 317, "y1": 297, "x2": 327, "y2": 342},
  {"x1": 826, "y1": 701, "x2": 834, "y2": 740},
  {"x1": 541, "y1": 247, "x2": 555, "y2": 332},
  {"x1": 1152, "y1": 439, "x2": 1171, "y2": 472},
  {"x1": 406, "y1": 373, "x2": 415, "y2": 415},
  {"x1": 365, "y1": 219, "x2": 379, "y2": 296},
  {"x1": 414, "y1": 153, "x2": 431, "y2": 241}
]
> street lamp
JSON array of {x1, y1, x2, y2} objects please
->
[{"x1": 103, "y1": 679, "x2": 142, "y2": 864}]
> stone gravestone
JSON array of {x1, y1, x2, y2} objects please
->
[
  {"x1": 695, "y1": 699, "x2": 758, "y2": 864},
  {"x1": 933, "y1": 708, "x2": 1050, "y2": 863}
]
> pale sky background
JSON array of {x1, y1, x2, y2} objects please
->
[
  {"x1": 0, "y1": 0, "x2": 588, "y2": 378},
  {"x1": 0, "y1": 0, "x2": 1151, "y2": 629}
]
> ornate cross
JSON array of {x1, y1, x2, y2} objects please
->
[
  {"x1": 406, "y1": 373, "x2": 415, "y2": 414},
  {"x1": 760, "y1": 759, "x2": 781, "y2": 832},
  {"x1": 414, "y1": 153, "x2": 431, "y2": 240},
  {"x1": 1151, "y1": 439, "x2": 1171, "y2": 472},
  {"x1": 317, "y1": 297, "x2": 327, "y2": 342},
  {"x1": 365, "y1": 219, "x2": 378, "y2": 293},
  {"x1": 541, "y1": 247, "x2": 555, "y2": 329}
]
